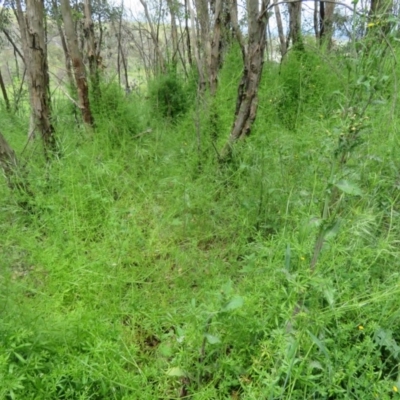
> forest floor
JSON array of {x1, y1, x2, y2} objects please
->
[{"x1": 1, "y1": 44, "x2": 400, "y2": 399}]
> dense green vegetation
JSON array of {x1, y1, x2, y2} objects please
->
[{"x1": 1, "y1": 40, "x2": 400, "y2": 399}]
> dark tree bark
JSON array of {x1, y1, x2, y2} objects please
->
[
  {"x1": 0, "y1": 69, "x2": 10, "y2": 111},
  {"x1": 60, "y1": 0, "x2": 94, "y2": 127}
]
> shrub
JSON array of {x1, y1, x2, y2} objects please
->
[{"x1": 148, "y1": 69, "x2": 189, "y2": 120}]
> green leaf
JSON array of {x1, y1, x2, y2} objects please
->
[
  {"x1": 222, "y1": 296, "x2": 244, "y2": 312},
  {"x1": 205, "y1": 334, "x2": 221, "y2": 344},
  {"x1": 166, "y1": 367, "x2": 186, "y2": 377},
  {"x1": 335, "y1": 180, "x2": 362, "y2": 196}
]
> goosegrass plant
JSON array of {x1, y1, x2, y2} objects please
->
[{"x1": 1, "y1": 38, "x2": 400, "y2": 399}]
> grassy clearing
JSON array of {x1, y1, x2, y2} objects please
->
[{"x1": 1, "y1": 42, "x2": 400, "y2": 399}]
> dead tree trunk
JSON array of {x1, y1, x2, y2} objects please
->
[
  {"x1": 220, "y1": 0, "x2": 269, "y2": 158},
  {"x1": 60, "y1": 0, "x2": 94, "y2": 127}
]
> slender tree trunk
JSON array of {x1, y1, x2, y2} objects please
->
[
  {"x1": 209, "y1": 0, "x2": 222, "y2": 95},
  {"x1": 51, "y1": 0, "x2": 75, "y2": 88},
  {"x1": 0, "y1": 69, "x2": 10, "y2": 111},
  {"x1": 184, "y1": 0, "x2": 193, "y2": 67},
  {"x1": 14, "y1": 0, "x2": 35, "y2": 139},
  {"x1": 314, "y1": 0, "x2": 319, "y2": 41},
  {"x1": 189, "y1": 0, "x2": 206, "y2": 89},
  {"x1": 83, "y1": 0, "x2": 99, "y2": 95},
  {"x1": 139, "y1": 0, "x2": 165, "y2": 74},
  {"x1": 60, "y1": 0, "x2": 94, "y2": 127},
  {"x1": 273, "y1": 0, "x2": 287, "y2": 57},
  {"x1": 221, "y1": 0, "x2": 269, "y2": 158},
  {"x1": 166, "y1": 0, "x2": 179, "y2": 66}
]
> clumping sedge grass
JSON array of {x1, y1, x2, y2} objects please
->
[{"x1": 1, "y1": 40, "x2": 400, "y2": 399}]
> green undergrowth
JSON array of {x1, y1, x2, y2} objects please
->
[{"x1": 1, "y1": 42, "x2": 400, "y2": 399}]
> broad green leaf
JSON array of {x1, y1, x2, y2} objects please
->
[
  {"x1": 166, "y1": 367, "x2": 186, "y2": 377},
  {"x1": 205, "y1": 334, "x2": 221, "y2": 344},
  {"x1": 222, "y1": 296, "x2": 244, "y2": 312},
  {"x1": 335, "y1": 180, "x2": 363, "y2": 196}
]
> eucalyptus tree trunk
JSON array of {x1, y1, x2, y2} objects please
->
[
  {"x1": 221, "y1": 0, "x2": 269, "y2": 158},
  {"x1": 15, "y1": 0, "x2": 56, "y2": 157},
  {"x1": 60, "y1": 0, "x2": 94, "y2": 127}
]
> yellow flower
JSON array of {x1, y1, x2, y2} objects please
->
[
  {"x1": 393, "y1": 386, "x2": 398, "y2": 392},
  {"x1": 367, "y1": 22, "x2": 376, "y2": 28},
  {"x1": 358, "y1": 325, "x2": 364, "y2": 330},
  {"x1": 300, "y1": 256, "x2": 305, "y2": 261}
]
